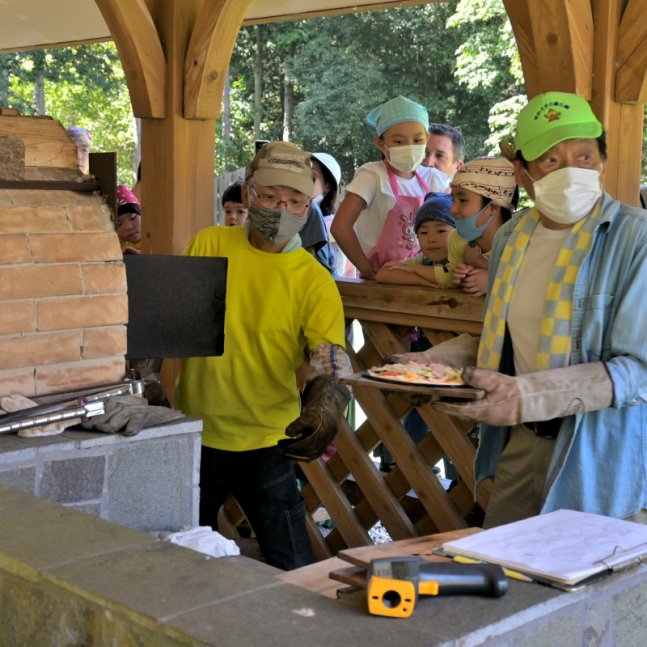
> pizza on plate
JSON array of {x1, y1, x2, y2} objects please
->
[{"x1": 366, "y1": 362, "x2": 464, "y2": 386}]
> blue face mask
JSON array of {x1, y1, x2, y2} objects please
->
[{"x1": 454, "y1": 202, "x2": 493, "y2": 242}]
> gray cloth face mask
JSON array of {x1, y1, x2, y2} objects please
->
[{"x1": 247, "y1": 205, "x2": 307, "y2": 244}]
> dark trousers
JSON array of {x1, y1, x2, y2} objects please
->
[{"x1": 199, "y1": 445, "x2": 315, "y2": 571}]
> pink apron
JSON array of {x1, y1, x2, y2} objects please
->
[{"x1": 367, "y1": 162, "x2": 429, "y2": 272}]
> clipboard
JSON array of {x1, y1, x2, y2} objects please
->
[
  {"x1": 341, "y1": 372, "x2": 486, "y2": 400},
  {"x1": 434, "y1": 509, "x2": 647, "y2": 590}
]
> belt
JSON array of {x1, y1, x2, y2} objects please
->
[{"x1": 523, "y1": 417, "x2": 562, "y2": 439}]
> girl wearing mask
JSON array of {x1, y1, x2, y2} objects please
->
[
  {"x1": 331, "y1": 96, "x2": 449, "y2": 279},
  {"x1": 443, "y1": 156, "x2": 519, "y2": 296}
]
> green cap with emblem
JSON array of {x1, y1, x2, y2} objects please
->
[{"x1": 514, "y1": 92, "x2": 603, "y2": 161}]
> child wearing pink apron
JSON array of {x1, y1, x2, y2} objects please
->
[
  {"x1": 331, "y1": 95, "x2": 449, "y2": 279},
  {"x1": 367, "y1": 162, "x2": 429, "y2": 271}
]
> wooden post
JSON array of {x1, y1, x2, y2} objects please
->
[
  {"x1": 590, "y1": 0, "x2": 645, "y2": 206},
  {"x1": 96, "y1": 0, "x2": 248, "y2": 399}
]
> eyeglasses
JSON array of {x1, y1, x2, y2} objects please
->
[{"x1": 249, "y1": 185, "x2": 308, "y2": 214}]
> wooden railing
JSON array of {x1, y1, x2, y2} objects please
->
[{"x1": 300, "y1": 278, "x2": 489, "y2": 561}]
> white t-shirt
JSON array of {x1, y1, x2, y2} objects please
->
[
  {"x1": 346, "y1": 161, "x2": 449, "y2": 253},
  {"x1": 508, "y1": 222, "x2": 571, "y2": 375}
]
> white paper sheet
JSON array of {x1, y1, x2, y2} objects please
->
[{"x1": 440, "y1": 509, "x2": 647, "y2": 586}]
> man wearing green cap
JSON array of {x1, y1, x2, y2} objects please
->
[{"x1": 393, "y1": 91, "x2": 647, "y2": 527}]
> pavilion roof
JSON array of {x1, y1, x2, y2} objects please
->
[{"x1": 0, "y1": 0, "x2": 435, "y2": 53}]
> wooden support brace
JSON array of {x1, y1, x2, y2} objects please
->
[
  {"x1": 184, "y1": 0, "x2": 254, "y2": 119},
  {"x1": 94, "y1": 0, "x2": 166, "y2": 118}
]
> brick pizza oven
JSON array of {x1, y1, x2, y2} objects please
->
[{"x1": 0, "y1": 111, "x2": 127, "y2": 397}]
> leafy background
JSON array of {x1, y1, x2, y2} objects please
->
[{"x1": 1, "y1": 0, "x2": 645, "y2": 192}]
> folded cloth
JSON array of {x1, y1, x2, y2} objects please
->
[
  {"x1": 158, "y1": 526, "x2": 240, "y2": 558},
  {"x1": 0, "y1": 393, "x2": 80, "y2": 437},
  {"x1": 81, "y1": 395, "x2": 183, "y2": 436}
]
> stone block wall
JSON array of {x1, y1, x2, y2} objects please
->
[
  {"x1": 0, "y1": 114, "x2": 127, "y2": 397},
  {"x1": 0, "y1": 419, "x2": 202, "y2": 532}
]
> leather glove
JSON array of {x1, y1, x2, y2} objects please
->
[
  {"x1": 278, "y1": 375, "x2": 351, "y2": 462},
  {"x1": 81, "y1": 395, "x2": 183, "y2": 436},
  {"x1": 432, "y1": 362, "x2": 614, "y2": 426},
  {"x1": 382, "y1": 333, "x2": 479, "y2": 368},
  {"x1": 142, "y1": 378, "x2": 170, "y2": 408}
]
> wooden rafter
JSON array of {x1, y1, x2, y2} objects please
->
[
  {"x1": 184, "y1": 0, "x2": 253, "y2": 120},
  {"x1": 615, "y1": 0, "x2": 647, "y2": 103},
  {"x1": 531, "y1": 0, "x2": 593, "y2": 97},
  {"x1": 504, "y1": 0, "x2": 594, "y2": 98},
  {"x1": 94, "y1": 0, "x2": 166, "y2": 118},
  {"x1": 502, "y1": 1, "x2": 539, "y2": 96}
]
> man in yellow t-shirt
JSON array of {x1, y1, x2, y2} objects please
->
[{"x1": 175, "y1": 141, "x2": 351, "y2": 570}]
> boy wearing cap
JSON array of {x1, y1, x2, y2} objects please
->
[
  {"x1": 331, "y1": 96, "x2": 449, "y2": 279},
  {"x1": 375, "y1": 192, "x2": 455, "y2": 287},
  {"x1": 175, "y1": 141, "x2": 351, "y2": 569},
  {"x1": 419, "y1": 91, "x2": 647, "y2": 527}
]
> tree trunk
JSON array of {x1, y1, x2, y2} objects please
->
[
  {"x1": 34, "y1": 74, "x2": 45, "y2": 115},
  {"x1": 0, "y1": 61, "x2": 9, "y2": 108},
  {"x1": 283, "y1": 78, "x2": 294, "y2": 141},
  {"x1": 223, "y1": 67, "x2": 231, "y2": 142},
  {"x1": 253, "y1": 26, "x2": 263, "y2": 139}
]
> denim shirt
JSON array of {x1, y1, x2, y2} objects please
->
[{"x1": 476, "y1": 193, "x2": 647, "y2": 518}]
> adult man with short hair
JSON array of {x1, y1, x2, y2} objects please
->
[
  {"x1": 394, "y1": 92, "x2": 647, "y2": 527},
  {"x1": 175, "y1": 141, "x2": 351, "y2": 569},
  {"x1": 422, "y1": 123, "x2": 465, "y2": 179}
]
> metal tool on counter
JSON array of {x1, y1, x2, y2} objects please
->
[
  {"x1": 367, "y1": 556, "x2": 507, "y2": 618},
  {"x1": 0, "y1": 400, "x2": 106, "y2": 434},
  {"x1": 0, "y1": 380, "x2": 144, "y2": 435}
]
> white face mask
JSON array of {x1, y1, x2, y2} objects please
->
[
  {"x1": 386, "y1": 144, "x2": 426, "y2": 174},
  {"x1": 526, "y1": 166, "x2": 602, "y2": 225}
]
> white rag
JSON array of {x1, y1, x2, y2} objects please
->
[{"x1": 159, "y1": 526, "x2": 240, "y2": 558}]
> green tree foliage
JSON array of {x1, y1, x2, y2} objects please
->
[
  {"x1": 2, "y1": 3, "x2": 643, "y2": 189},
  {"x1": 448, "y1": 0, "x2": 525, "y2": 153},
  {"x1": 0, "y1": 43, "x2": 137, "y2": 184},
  {"x1": 219, "y1": 2, "x2": 524, "y2": 182}
]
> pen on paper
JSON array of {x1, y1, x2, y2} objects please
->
[{"x1": 452, "y1": 555, "x2": 534, "y2": 583}]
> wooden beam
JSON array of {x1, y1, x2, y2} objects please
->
[
  {"x1": 502, "y1": 1, "x2": 540, "y2": 97},
  {"x1": 590, "y1": 0, "x2": 644, "y2": 205},
  {"x1": 184, "y1": 0, "x2": 253, "y2": 119},
  {"x1": 615, "y1": 0, "x2": 647, "y2": 102},
  {"x1": 139, "y1": 0, "x2": 216, "y2": 255},
  {"x1": 241, "y1": 0, "x2": 447, "y2": 26},
  {"x1": 94, "y1": 0, "x2": 166, "y2": 118},
  {"x1": 526, "y1": 0, "x2": 594, "y2": 97}
]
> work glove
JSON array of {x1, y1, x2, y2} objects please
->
[
  {"x1": 432, "y1": 362, "x2": 614, "y2": 426},
  {"x1": 278, "y1": 375, "x2": 351, "y2": 462},
  {"x1": 142, "y1": 378, "x2": 170, "y2": 408},
  {"x1": 381, "y1": 333, "x2": 479, "y2": 368},
  {"x1": 81, "y1": 395, "x2": 182, "y2": 436},
  {"x1": 128, "y1": 359, "x2": 170, "y2": 407}
]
